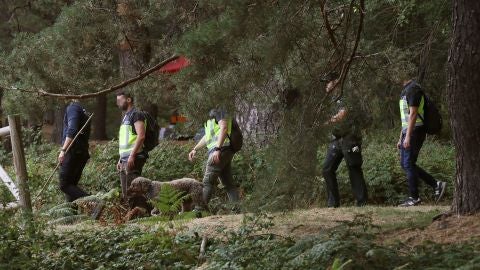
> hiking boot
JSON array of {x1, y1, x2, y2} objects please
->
[
  {"x1": 398, "y1": 197, "x2": 421, "y2": 207},
  {"x1": 435, "y1": 181, "x2": 447, "y2": 203}
]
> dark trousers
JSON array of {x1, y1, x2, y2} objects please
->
[
  {"x1": 59, "y1": 151, "x2": 90, "y2": 202},
  {"x1": 119, "y1": 157, "x2": 146, "y2": 201},
  {"x1": 400, "y1": 128, "x2": 436, "y2": 199},
  {"x1": 322, "y1": 138, "x2": 368, "y2": 207}
]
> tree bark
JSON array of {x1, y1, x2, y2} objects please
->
[
  {"x1": 448, "y1": 0, "x2": 480, "y2": 214},
  {"x1": 117, "y1": 1, "x2": 156, "y2": 117},
  {"x1": 92, "y1": 94, "x2": 108, "y2": 140},
  {"x1": 51, "y1": 104, "x2": 65, "y2": 144}
]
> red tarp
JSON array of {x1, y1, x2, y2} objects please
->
[{"x1": 159, "y1": 56, "x2": 190, "y2": 74}]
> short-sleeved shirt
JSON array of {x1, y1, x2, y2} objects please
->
[
  {"x1": 329, "y1": 94, "x2": 364, "y2": 142},
  {"x1": 206, "y1": 109, "x2": 231, "y2": 154},
  {"x1": 121, "y1": 108, "x2": 147, "y2": 161}
]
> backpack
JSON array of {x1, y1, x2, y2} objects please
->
[
  {"x1": 129, "y1": 110, "x2": 159, "y2": 152},
  {"x1": 227, "y1": 119, "x2": 243, "y2": 152},
  {"x1": 420, "y1": 93, "x2": 443, "y2": 135}
]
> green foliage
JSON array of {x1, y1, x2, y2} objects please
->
[
  {"x1": 143, "y1": 141, "x2": 206, "y2": 181},
  {"x1": 205, "y1": 212, "x2": 480, "y2": 269},
  {"x1": 330, "y1": 258, "x2": 353, "y2": 270},
  {"x1": 0, "y1": 210, "x2": 200, "y2": 269},
  {"x1": 149, "y1": 184, "x2": 187, "y2": 220}
]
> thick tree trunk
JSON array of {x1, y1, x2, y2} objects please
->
[
  {"x1": 92, "y1": 94, "x2": 108, "y2": 140},
  {"x1": 448, "y1": 0, "x2": 480, "y2": 214}
]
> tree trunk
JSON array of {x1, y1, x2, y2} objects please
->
[
  {"x1": 92, "y1": 94, "x2": 108, "y2": 140},
  {"x1": 448, "y1": 0, "x2": 480, "y2": 214},
  {"x1": 117, "y1": 1, "x2": 156, "y2": 116},
  {"x1": 51, "y1": 104, "x2": 65, "y2": 144}
]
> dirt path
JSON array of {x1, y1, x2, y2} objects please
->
[{"x1": 182, "y1": 205, "x2": 449, "y2": 240}]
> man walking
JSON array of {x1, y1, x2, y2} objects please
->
[
  {"x1": 398, "y1": 80, "x2": 446, "y2": 206},
  {"x1": 116, "y1": 92, "x2": 148, "y2": 202},
  {"x1": 58, "y1": 100, "x2": 91, "y2": 202},
  {"x1": 322, "y1": 73, "x2": 368, "y2": 207},
  {"x1": 188, "y1": 109, "x2": 240, "y2": 214}
]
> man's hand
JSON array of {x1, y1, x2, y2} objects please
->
[
  {"x1": 127, "y1": 155, "x2": 135, "y2": 170},
  {"x1": 403, "y1": 136, "x2": 411, "y2": 149},
  {"x1": 188, "y1": 149, "x2": 197, "y2": 161},
  {"x1": 116, "y1": 160, "x2": 122, "y2": 172},
  {"x1": 212, "y1": 149, "x2": 221, "y2": 164},
  {"x1": 397, "y1": 139, "x2": 402, "y2": 149},
  {"x1": 58, "y1": 151, "x2": 65, "y2": 164}
]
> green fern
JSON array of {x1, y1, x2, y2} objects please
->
[
  {"x1": 48, "y1": 214, "x2": 90, "y2": 225},
  {"x1": 42, "y1": 202, "x2": 77, "y2": 219},
  {"x1": 45, "y1": 207, "x2": 77, "y2": 219},
  {"x1": 73, "y1": 194, "x2": 103, "y2": 204},
  {"x1": 149, "y1": 184, "x2": 187, "y2": 220},
  {"x1": 99, "y1": 188, "x2": 120, "y2": 202},
  {"x1": 44, "y1": 202, "x2": 75, "y2": 213}
]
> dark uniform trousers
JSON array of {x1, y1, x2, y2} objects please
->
[
  {"x1": 322, "y1": 137, "x2": 368, "y2": 207},
  {"x1": 59, "y1": 150, "x2": 90, "y2": 202}
]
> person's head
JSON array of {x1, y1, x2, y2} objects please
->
[
  {"x1": 325, "y1": 71, "x2": 339, "y2": 93},
  {"x1": 116, "y1": 91, "x2": 134, "y2": 111},
  {"x1": 402, "y1": 79, "x2": 414, "y2": 87}
]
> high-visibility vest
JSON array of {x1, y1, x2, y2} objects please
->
[
  {"x1": 204, "y1": 118, "x2": 232, "y2": 151},
  {"x1": 118, "y1": 111, "x2": 144, "y2": 158},
  {"x1": 399, "y1": 95, "x2": 425, "y2": 130}
]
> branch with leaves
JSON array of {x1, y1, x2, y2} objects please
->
[{"x1": 1, "y1": 54, "x2": 180, "y2": 99}]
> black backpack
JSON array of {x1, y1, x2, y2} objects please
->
[
  {"x1": 419, "y1": 92, "x2": 443, "y2": 135},
  {"x1": 227, "y1": 120, "x2": 243, "y2": 152},
  {"x1": 129, "y1": 110, "x2": 159, "y2": 152}
]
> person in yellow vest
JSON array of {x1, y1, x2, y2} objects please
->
[
  {"x1": 397, "y1": 80, "x2": 446, "y2": 207},
  {"x1": 188, "y1": 109, "x2": 240, "y2": 214},
  {"x1": 116, "y1": 92, "x2": 147, "y2": 201}
]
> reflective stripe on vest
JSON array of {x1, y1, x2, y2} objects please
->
[
  {"x1": 204, "y1": 118, "x2": 232, "y2": 151},
  {"x1": 399, "y1": 96, "x2": 425, "y2": 130},
  {"x1": 118, "y1": 114, "x2": 144, "y2": 158}
]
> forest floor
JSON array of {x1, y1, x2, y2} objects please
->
[
  {"x1": 181, "y1": 205, "x2": 480, "y2": 245},
  {"x1": 57, "y1": 204, "x2": 480, "y2": 246}
]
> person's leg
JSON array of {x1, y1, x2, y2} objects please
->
[
  {"x1": 410, "y1": 131, "x2": 437, "y2": 189},
  {"x1": 198, "y1": 153, "x2": 223, "y2": 210},
  {"x1": 218, "y1": 150, "x2": 239, "y2": 202},
  {"x1": 343, "y1": 142, "x2": 368, "y2": 206},
  {"x1": 126, "y1": 157, "x2": 146, "y2": 187},
  {"x1": 322, "y1": 141, "x2": 344, "y2": 207},
  {"x1": 125, "y1": 157, "x2": 147, "y2": 207},
  {"x1": 59, "y1": 152, "x2": 90, "y2": 202},
  {"x1": 120, "y1": 162, "x2": 128, "y2": 201},
  {"x1": 401, "y1": 131, "x2": 424, "y2": 200}
]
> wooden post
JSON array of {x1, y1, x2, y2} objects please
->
[{"x1": 8, "y1": 115, "x2": 32, "y2": 212}]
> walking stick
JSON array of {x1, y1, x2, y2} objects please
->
[{"x1": 34, "y1": 113, "x2": 94, "y2": 202}]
